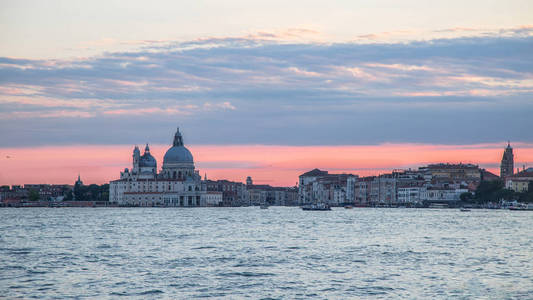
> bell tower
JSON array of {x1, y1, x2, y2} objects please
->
[
  {"x1": 132, "y1": 145, "x2": 140, "y2": 174},
  {"x1": 500, "y1": 141, "x2": 514, "y2": 178}
]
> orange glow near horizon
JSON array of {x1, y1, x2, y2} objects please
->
[{"x1": 1, "y1": 143, "x2": 533, "y2": 187}]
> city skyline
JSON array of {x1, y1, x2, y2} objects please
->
[{"x1": 1, "y1": 1, "x2": 532, "y2": 186}]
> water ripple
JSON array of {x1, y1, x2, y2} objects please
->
[{"x1": 0, "y1": 207, "x2": 531, "y2": 299}]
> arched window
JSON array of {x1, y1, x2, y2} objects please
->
[
  {"x1": 178, "y1": 171, "x2": 182, "y2": 179},
  {"x1": 173, "y1": 171, "x2": 177, "y2": 179}
]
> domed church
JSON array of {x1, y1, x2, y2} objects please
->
[{"x1": 109, "y1": 127, "x2": 222, "y2": 206}]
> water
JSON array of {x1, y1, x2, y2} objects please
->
[{"x1": 1, "y1": 207, "x2": 532, "y2": 299}]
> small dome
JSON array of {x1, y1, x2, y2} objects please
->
[
  {"x1": 163, "y1": 146, "x2": 193, "y2": 164},
  {"x1": 140, "y1": 153, "x2": 157, "y2": 167}
]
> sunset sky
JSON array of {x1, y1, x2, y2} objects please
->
[{"x1": 1, "y1": 0, "x2": 532, "y2": 186}]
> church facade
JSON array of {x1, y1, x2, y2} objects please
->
[{"x1": 109, "y1": 128, "x2": 222, "y2": 206}]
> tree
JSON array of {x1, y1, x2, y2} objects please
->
[
  {"x1": 73, "y1": 184, "x2": 86, "y2": 201},
  {"x1": 474, "y1": 180, "x2": 505, "y2": 203},
  {"x1": 28, "y1": 190, "x2": 40, "y2": 201},
  {"x1": 460, "y1": 192, "x2": 474, "y2": 202},
  {"x1": 64, "y1": 190, "x2": 73, "y2": 201}
]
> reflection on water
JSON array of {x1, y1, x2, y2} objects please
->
[{"x1": 1, "y1": 207, "x2": 532, "y2": 299}]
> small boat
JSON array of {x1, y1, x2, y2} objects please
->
[
  {"x1": 260, "y1": 204, "x2": 269, "y2": 209},
  {"x1": 344, "y1": 205, "x2": 354, "y2": 209},
  {"x1": 301, "y1": 203, "x2": 331, "y2": 211},
  {"x1": 460, "y1": 208, "x2": 471, "y2": 212},
  {"x1": 509, "y1": 204, "x2": 533, "y2": 211}
]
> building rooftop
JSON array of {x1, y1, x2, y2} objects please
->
[
  {"x1": 300, "y1": 168, "x2": 329, "y2": 177},
  {"x1": 427, "y1": 163, "x2": 479, "y2": 169},
  {"x1": 509, "y1": 168, "x2": 533, "y2": 178},
  {"x1": 481, "y1": 169, "x2": 499, "y2": 181}
]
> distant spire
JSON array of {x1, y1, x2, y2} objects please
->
[
  {"x1": 75, "y1": 173, "x2": 83, "y2": 186},
  {"x1": 145, "y1": 143, "x2": 150, "y2": 153},
  {"x1": 204, "y1": 173, "x2": 207, "y2": 181}
]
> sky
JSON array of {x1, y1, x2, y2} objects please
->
[{"x1": 1, "y1": 0, "x2": 532, "y2": 185}]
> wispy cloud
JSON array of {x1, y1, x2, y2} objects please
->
[{"x1": 0, "y1": 27, "x2": 532, "y2": 146}]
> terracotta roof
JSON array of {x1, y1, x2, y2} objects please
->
[
  {"x1": 299, "y1": 168, "x2": 328, "y2": 177},
  {"x1": 509, "y1": 168, "x2": 533, "y2": 178},
  {"x1": 427, "y1": 163, "x2": 478, "y2": 169},
  {"x1": 481, "y1": 169, "x2": 499, "y2": 181}
]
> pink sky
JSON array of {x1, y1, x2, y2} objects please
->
[{"x1": 1, "y1": 143, "x2": 533, "y2": 187}]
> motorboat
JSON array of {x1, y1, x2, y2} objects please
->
[
  {"x1": 301, "y1": 203, "x2": 331, "y2": 211},
  {"x1": 509, "y1": 204, "x2": 533, "y2": 211}
]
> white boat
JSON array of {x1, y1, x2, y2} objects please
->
[
  {"x1": 301, "y1": 203, "x2": 331, "y2": 211},
  {"x1": 509, "y1": 204, "x2": 533, "y2": 211}
]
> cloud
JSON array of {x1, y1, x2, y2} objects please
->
[{"x1": 0, "y1": 27, "x2": 532, "y2": 147}]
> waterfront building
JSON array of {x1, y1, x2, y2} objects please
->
[
  {"x1": 420, "y1": 163, "x2": 481, "y2": 182},
  {"x1": 500, "y1": 142, "x2": 514, "y2": 178},
  {"x1": 204, "y1": 191, "x2": 224, "y2": 206},
  {"x1": 374, "y1": 175, "x2": 397, "y2": 204},
  {"x1": 354, "y1": 177, "x2": 374, "y2": 205},
  {"x1": 245, "y1": 178, "x2": 298, "y2": 206},
  {"x1": 109, "y1": 128, "x2": 215, "y2": 206},
  {"x1": 205, "y1": 179, "x2": 247, "y2": 206},
  {"x1": 298, "y1": 169, "x2": 328, "y2": 204},
  {"x1": 397, "y1": 183, "x2": 425, "y2": 204},
  {"x1": 421, "y1": 187, "x2": 468, "y2": 202},
  {"x1": 345, "y1": 175, "x2": 359, "y2": 205},
  {"x1": 298, "y1": 169, "x2": 352, "y2": 206},
  {"x1": 505, "y1": 167, "x2": 533, "y2": 192}
]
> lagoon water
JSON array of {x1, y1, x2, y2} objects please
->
[{"x1": 1, "y1": 207, "x2": 532, "y2": 299}]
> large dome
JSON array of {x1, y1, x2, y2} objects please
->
[
  {"x1": 162, "y1": 127, "x2": 194, "y2": 165},
  {"x1": 163, "y1": 146, "x2": 194, "y2": 164}
]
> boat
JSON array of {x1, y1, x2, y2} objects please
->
[
  {"x1": 301, "y1": 203, "x2": 331, "y2": 211},
  {"x1": 509, "y1": 204, "x2": 533, "y2": 211},
  {"x1": 344, "y1": 205, "x2": 354, "y2": 209},
  {"x1": 259, "y1": 204, "x2": 269, "y2": 209},
  {"x1": 460, "y1": 208, "x2": 471, "y2": 212},
  {"x1": 428, "y1": 203, "x2": 449, "y2": 209}
]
